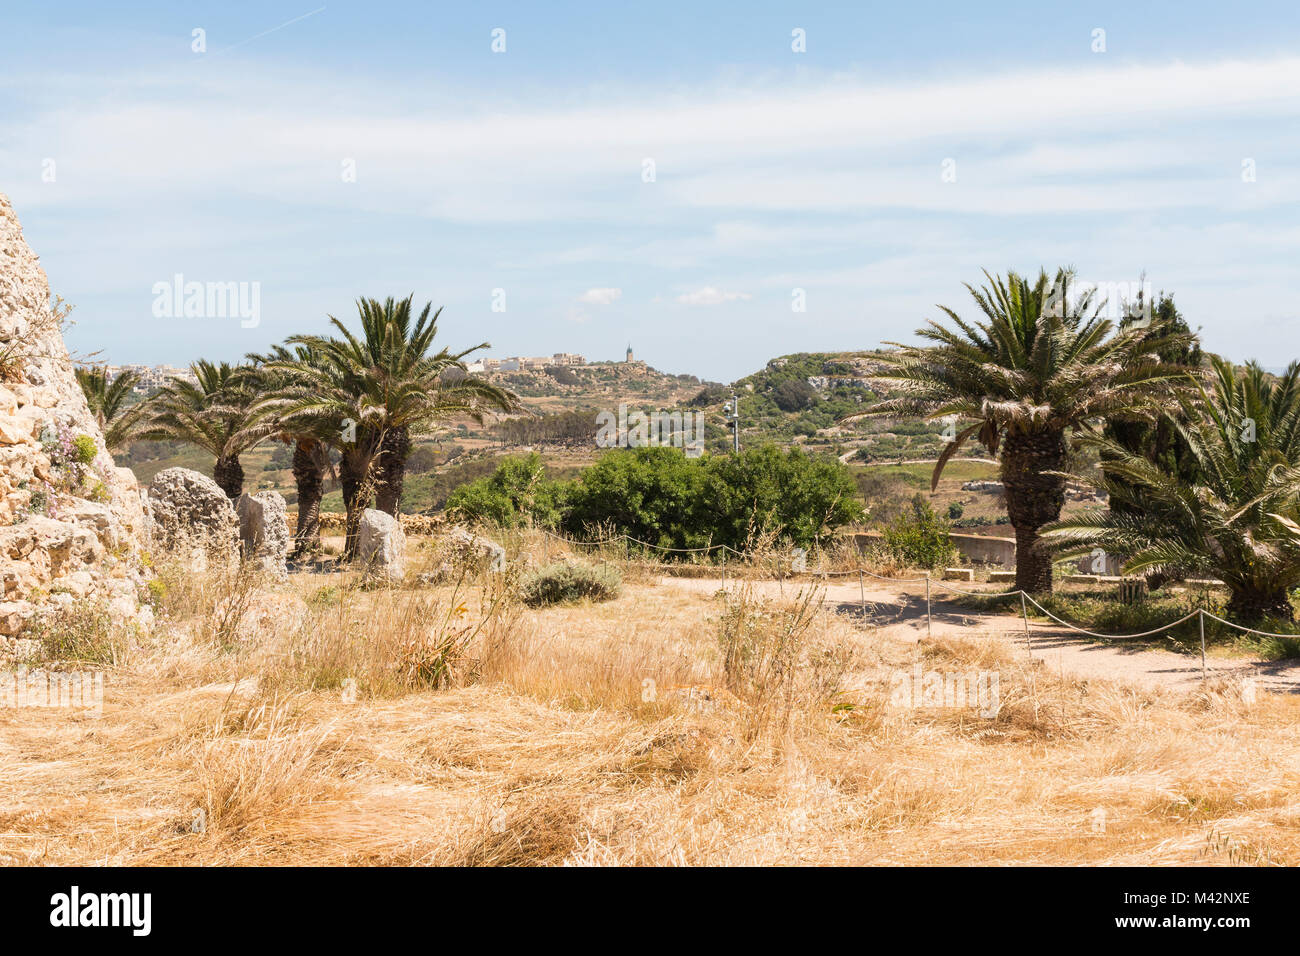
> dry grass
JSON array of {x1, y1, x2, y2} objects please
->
[{"x1": 2, "y1": 532, "x2": 1299, "y2": 866}]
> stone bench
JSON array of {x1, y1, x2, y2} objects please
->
[{"x1": 943, "y1": 568, "x2": 974, "y2": 582}]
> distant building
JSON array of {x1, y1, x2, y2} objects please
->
[
  {"x1": 476, "y1": 351, "x2": 589, "y2": 373},
  {"x1": 626, "y1": 343, "x2": 634, "y2": 363},
  {"x1": 103, "y1": 363, "x2": 195, "y2": 392}
]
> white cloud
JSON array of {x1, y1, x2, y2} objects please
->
[
  {"x1": 677, "y1": 287, "x2": 752, "y2": 306},
  {"x1": 578, "y1": 287, "x2": 622, "y2": 305},
  {"x1": 5, "y1": 51, "x2": 1300, "y2": 376},
  {"x1": 5, "y1": 55, "x2": 1299, "y2": 222}
]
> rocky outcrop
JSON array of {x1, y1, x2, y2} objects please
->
[
  {"x1": 446, "y1": 526, "x2": 506, "y2": 572},
  {"x1": 417, "y1": 525, "x2": 506, "y2": 584},
  {"x1": 146, "y1": 468, "x2": 238, "y2": 570},
  {"x1": 357, "y1": 508, "x2": 405, "y2": 583},
  {"x1": 237, "y1": 490, "x2": 289, "y2": 579},
  {"x1": 0, "y1": 192, "x2": 151, "y2": 640}
]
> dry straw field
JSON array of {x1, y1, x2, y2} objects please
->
[{"x1": 2, "y1": 530, "x2": 1297, "y2": 866}]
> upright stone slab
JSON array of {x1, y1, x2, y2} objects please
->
[
  {"x1": 237, "y1": 490, "x2": 290, "y2": 579},
  {"x1": 358, "y1": 508, "x2": 406, "y2": 582}
]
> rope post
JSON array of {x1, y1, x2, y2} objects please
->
[
  {"x1": 1199, "y1": 610, "x2": 1207, "y2": 679},
  {"x1": 859, "y1": 569, "x2": 866, "y2": 620},
  {"x1": 1021, "y1": 591, "x2": 1032, "y2": 655},
  {"x1": 925, "y1": 572, "x2": 932, "y2": 640},
  {"x1": 722, "y1": 554, "x2": 727, "y2": 595}
]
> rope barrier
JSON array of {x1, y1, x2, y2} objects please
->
[
  {"x1": 529, "y1": 530, "x2": 1290, "y2": 661},
  {"x1": 1199, "y1": 609, "x2": 1300, "y2": 640}
]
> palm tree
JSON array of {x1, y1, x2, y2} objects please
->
[
  {"x1": 272, "y1": 296, "x2": 518, "y2": 554},
  {"x1": 246, "y1": 344, "x2": 337, "y2": 556},
  {"x1": 849, "y1": 268, "x2": 1195, "y2": 592},
  {"x1": 1044, "y1": 358, "x2": 1300, "y2": 624},
  {"x1": 75, "y1": 366, "x2": 145, "y2": 452},
  {"x1": 138, "y1": 360, "x2": 270, "y2": 499}
]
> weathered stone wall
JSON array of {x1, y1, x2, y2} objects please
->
[{"x1": 0, "y1": 192, "x2": 150, "y2": 639}]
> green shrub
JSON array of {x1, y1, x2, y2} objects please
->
[
  {"x1": 565, "y1": 444, "x2": 864, "y2": 551},
  {"x1": 72, "y1": 433, "x2": 98, "y2": 465},
  {"x1": 26, "y1": 602, "x2": 125, "y2": 665},
  {"x1": 452, "y1": 444, "x2": 864, "y2": 553},
  {"x1": 519, "y1": 561, "x2": 621, "y2": 607},
  {"x1": 879, "y1": 494, "x2": 956, "y2": 569},
  {"x1": 947, "y1": 501, "x2": 964, "y2": 520},
  {"x1": 446, "y1": 453, "x2": 566, "y2": 529}
]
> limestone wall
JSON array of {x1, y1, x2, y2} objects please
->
[{"x1": 0, "y1": 192, "x2": 150, "y2": 639}]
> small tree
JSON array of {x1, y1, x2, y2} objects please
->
[
  {"x1": 138, "y1": 361, "x2": 270, "y2": 498},
  {"x1": 882, "y1": 494, "x2": 957, "y2": 569}
]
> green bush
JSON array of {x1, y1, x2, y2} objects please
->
[
  {"x1": 446, "y1": 444, "x2": 864, "y2": 553},
  {"x1": 446, "y1": 453, "x2": 566, "y2": 528},
  {"x1": 73, "y1": 433, "x2": 98, "y2": 466},
  {"x1": 519, "y1": 561, "x2": 621, "y2": 607},
  {"x1": 565, "y1": 444, "x2": 863, "y2": 551},
  {"x1": 879, "y1": 494, "x2": 956, "y2": 569},
  {"x1": 947, "y1": 501, "x2": 964, "y2": 520}
]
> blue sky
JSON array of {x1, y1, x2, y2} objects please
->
[{"x1": 2, "y1": 1, "x2": 1298, "y2": 381}]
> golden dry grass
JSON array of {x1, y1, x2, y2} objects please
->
[{"x1": 2, "y1": 530, "x2": 1298, "y2": 866}]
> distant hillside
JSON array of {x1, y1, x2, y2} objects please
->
[
  {"x1": 711, "y1": 351, "x2": 949, "y2": 462},
  {"x1": 110, "y1": 351, "x2": 955, "y2": 513}
]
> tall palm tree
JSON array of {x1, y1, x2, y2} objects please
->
[
  {"x1": 1044, "y1": 359, "x2": 1300, "y2": 624},
  {"x1": 272, "y1": 296, "x2": 518, "y2": 554},
  {"x1": 75, "y1": 366, "x2": 145, "y2": 452},
  {"x1": 246, "y1": 344, "x2": 337, "y2": 556},
  {"x1": 848, "y1": 268, "x2": 1195, "y2": 592},
  {"x1": 139, "y1": 360, "x2": 270, "y2": 499}
]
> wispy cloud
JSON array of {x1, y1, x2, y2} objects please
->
[
  {"x1": 578, "y1": 287, "x2": 622, "y2": 305},
  {"x1": 2, "y1": 50, "x2": 1297, "y2": 378},
  {"x1": 677, "y1": 287, "x2": 751, "y2": 306}
]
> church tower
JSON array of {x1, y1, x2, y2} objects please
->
[{"x1": 626, "y1": 343, "x2": 634, "y2": 363}]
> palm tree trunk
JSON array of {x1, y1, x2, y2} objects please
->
[
  {"x1": 1001, "y1": 428, "x2": 1067, "y2": 593},
  {"x1": 1227, "y1": 586, "x2": 1294, "y2": 625},
  {"x1": 374, "y1": 426, "x2": 411, "y2": 516},
  {"x1": 213, "y1": 454, "x2": 244, "y2": 499},
  {"x1": 340, "y1": 452, "x2": 362, "y2": 560},
  {"x1": 291, "y1": 439, "x2": 324, "y2": 555}
]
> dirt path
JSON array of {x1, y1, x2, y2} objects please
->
[{"x1": 658, "y1": 574, "x2": 1300, "y2": 694}]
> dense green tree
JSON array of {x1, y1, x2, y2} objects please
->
[
  {"x1": 446, "y1": 453, "x2": 566, "y2": 529},
  {"x1": 451, "y1": 445, "x2": 864, "y2": 553}
]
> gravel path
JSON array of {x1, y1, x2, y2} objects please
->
[{"x1": 658, "y1": 574, "x2": 1300, "y2": 694}]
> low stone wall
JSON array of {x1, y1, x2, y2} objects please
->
[
  {"x1": 292, "y1": 511, "x2": 445, "y2": 535},
  {"x1": 847, "y1": 531, "x2": 1016, "y2": 566}
]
